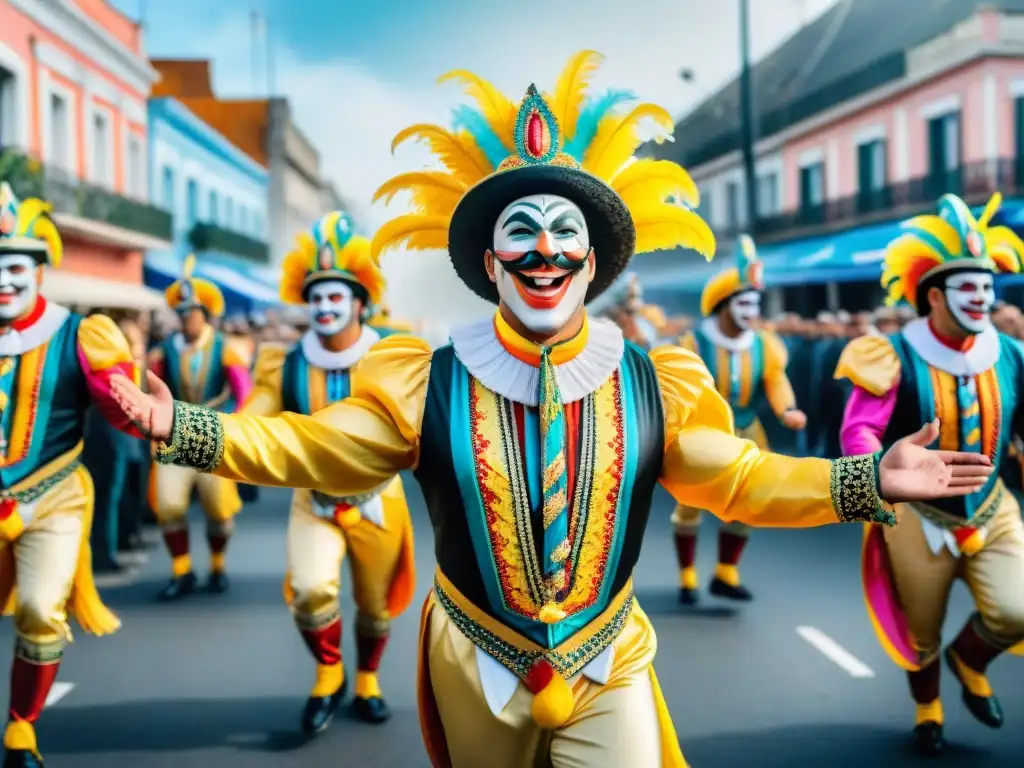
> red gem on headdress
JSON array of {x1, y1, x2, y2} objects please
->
[
  {"x1": 747, "y1": 261, "x2": 764, "y2": 289},
  {"x1": 526, "y1": 110, "x2": 549, "y2": 158},
  {"x1": 0, "y1": 212, "x2": 13, "y2": 237},
  {"x1": 319, "y1": 245, "x2": 334, "y2": 271},
  {"x1": 966, "y1": 230, "x2": 983, "y2": 257}
]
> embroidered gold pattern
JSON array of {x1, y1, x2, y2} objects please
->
[
  {"x1": 155, "y1": 401, "x2": 225, "y2": 472},
  {"x1": 830, "y1": 453, "x2": 895, "y2": 525},
  {"x1": 434, "y1": 577, "x2": 632, "y2": 680}
]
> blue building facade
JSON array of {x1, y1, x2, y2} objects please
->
[{"x1": 146, "y1": 97, "x2": 278, "y2": 313}]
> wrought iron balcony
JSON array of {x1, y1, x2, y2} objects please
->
[
  {"x1": 188, "y1": 221, "x2": 269, "y2": 264},
  {"x1": 0, "y1": 149, "x2": 173, "y2": 244},
  {"x1": 711, "y1": 159, "x2": 1024, "y2": 244}
]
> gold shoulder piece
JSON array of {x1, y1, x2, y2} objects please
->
[{"x1": 834, "y1": 336, "x2": 900, "y2": 397}]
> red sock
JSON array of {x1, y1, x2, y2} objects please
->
[
  {"x1": 299, "y1": 617, "x2": 342, "y2": 667},
  {"x1": 356, "y1": 630, "x2": 389, "y2": 673},
  {"x1": 673, "y1": 531, "x2": 697, "y2": 569},
  {"x1": 162, "y1": 527, "x2": 189, "y2": 559},
  {"x1": 718, "y1": 530, "x2": 749, "y2": 566},
  {"x1": 8, "y1": 656, "x2": 61, "y2": 724}
]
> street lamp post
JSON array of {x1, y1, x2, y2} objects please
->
[{"x1": 738, "y1": 0, "x2": 758, "y2": 232}]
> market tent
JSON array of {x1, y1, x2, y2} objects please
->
[{"x1": 42, "y1": 268, "x2": 165, "y2": 310}]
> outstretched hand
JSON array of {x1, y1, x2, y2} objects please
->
[
  {"x1": 878, "y1": 420, "x2": 993, "y2": 504},
  {"x1": 110, "y1": 370, "x2": 174, "y2": 442}
]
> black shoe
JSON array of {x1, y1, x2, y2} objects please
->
[
  {"x1": 353, "y1": 695, "x2": 391, "y2": 724},
  {"x1": 3, "y1": 749, "x2": 43, "y2": 767},
  {"x1": 679, "y1": 587, "x2": 700, "y2": 605},
  {"x1": 912, "y1": 722, "x2": 945, "y2": 756},
  {"x1": 158, "y1": 572, "x2": 197, "y2": 602},
  {"x1": 709, "y1": 577, "x2": 753, "y2": 601},
  {"x1": 944, "y1": 648, "x2": 1004, "y2": 728},
  {"x1": 207, "y1": 571, "x2": 230, "y2": 594},
  {"x1": 301, "y1": 678, "x2": 347, "y2": 734}
]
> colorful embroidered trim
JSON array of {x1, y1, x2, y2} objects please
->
[
  {"x1": 155, "y1": 401, "x2": 225, "y2": 473},
  {"x1": 913, "y1": 482, "x2": 1004, "y2": 532},
  {"x1": 0, "y1": 458, "x2": 80, "y2": 505},
  {"x1": 830, "y1": 453, "x2": 895, "y2": 525},
  {"x1": 434, "y1": 574, "x2": 632, "y2": 680},
  {"x1": 15, "y1": 635, "x2": 65, "y2": 663}
]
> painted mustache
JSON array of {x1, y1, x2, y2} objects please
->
[{"x1": 494, "y1": 248, "x2": 590, "y2": 273}]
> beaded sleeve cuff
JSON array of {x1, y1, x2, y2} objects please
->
[
  {"x1": 154, "y1": 401, "x2": 225, "y2": 473},
  {"x1": 829, "y1": 453, "x2": 896, "y2": 526}
]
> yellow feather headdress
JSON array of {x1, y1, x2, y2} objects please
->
[
  {"x1": 165, "y1": 254, "x2": 226, "y2": 317},
  {"x1": 371, "y1": 50, "x2": 715, "y2": 303},
  {"x1": 280, "y1": 211, "x2": 385, "y2": 307},
  {"x1": 700, "y1": 233, "x2": 764, "y2": 317},
  {"x1": 0, "y1": 181, "x2": 63, "y2": 268},
  {"x1": 883, "y1": 193, "x2": 1023, "y2": 310}
]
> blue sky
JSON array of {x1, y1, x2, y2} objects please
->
[{"x1": 112, "y1": 0, "x2": 836, "y2": 322}]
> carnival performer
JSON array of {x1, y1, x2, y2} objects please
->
[
  {"x1": 0, "y1": 182, "x2": 141, "y2": 767},
  {"x1": 242, "y1": 211, "x2": 415, "y2": 730},
  {"x1": 671, "y1": 234, "x2": 806, "y2": 604},
  {"x1": 147, "y1": 256, "x2": 252, "y2": 600},
  {"x1": 109, "y1": 53, "x2": 992, "y2": 768},
  {"x1": 836, "y1": 192, "x2": 1024, "y2": 757}
]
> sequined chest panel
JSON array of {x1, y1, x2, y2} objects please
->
[
  {"x1": 163, "y1": 332, "x2": 226, "y2": 405},
  {"x1": 888, "y1": 334, "x2": 1019, "y2": 519},
  {"x1": 695, "y1": 329, "x2": 765, "y2": 429},
  {"x1": 281, "y1": 346, "x2": 351, "y2": 416},
  {"x1": 448, "y1": 354, "x2": 642, "y2": 647},
  {"x1": 0, "y1": 315, "x2": 86, "y2": 485}
]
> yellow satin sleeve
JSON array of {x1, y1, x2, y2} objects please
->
[
  {"x1": 240, "y1": 343, "x2": 287, "y2": 417},
  {"x1": 653, "y1": 345, "x2": 865, "y2": 528},
  {"x1": 834, "y1": 335, "x2": 901, "y2": 397},
  {"x1": 211, "y1": 334, "x2": 432, "y2": 497},
  {"x1": 78, "y1": 314, "x2": 139, "y2": 384},
  {"x1": 759, "y1": 329, "x2": 797, "y2": 417},
  {"x1": 675, "y1": 331, "x2": 697, "y2": 354}
]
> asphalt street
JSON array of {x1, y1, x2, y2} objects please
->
[{"x1": 7, "y1": 478, "x2": 1024, "y2": 767}]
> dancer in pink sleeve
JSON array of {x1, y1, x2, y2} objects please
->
[
  {"x1": 836, "y1": 192, "x2": 1024, "y2": 756},
  {"x1": 147, "y1": 255, "x2": 253, "y2": 601}
]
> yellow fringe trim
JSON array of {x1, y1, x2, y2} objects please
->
[
  {"x1": 949, "y1": 649, "x2": 993, "y2": 697},
  {"x1": 312, "y1": 663, "x2": 344, "y2": 698},
  {"x1": 680, "y1": 566, "x2": 698, "y2": 590},
  {"x1": 3, "y1": 719, "x2": 37, "y2": 754},
  {"x1": 915, "y1": 699, "x2": 944, "y2": 725},
  {"x1": 171, "y1": 554, "x2": 192, "y2": 577},
  {"x1": 714, "y1": 563, "x2": 740, "y2": 587},
  {"x1": 355, "y1": 671, "x2": 381, "y2": 699}
]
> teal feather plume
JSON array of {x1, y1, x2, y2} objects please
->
[
  {"x1": 451, "y1": 105, "x2": 509, "y2": 169},
  {"x1": 563, "y1": 89, "x2": 635, "y2": 161}
]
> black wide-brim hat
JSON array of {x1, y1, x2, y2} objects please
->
[{"x1": 448, "y1": 164, "x2": 636, "y2": 305}]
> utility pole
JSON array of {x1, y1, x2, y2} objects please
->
[
  {"x1": 738, "y1": 0, "x2": 758, "y2": 231},
  {"x1": 265, "y1": 11, "x2": 275, "y2": 97},
  {"x1": 250, "y1": 10, "x2": 260, "y2": 96}
]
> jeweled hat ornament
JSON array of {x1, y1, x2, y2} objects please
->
[
  {"x1": 882, "y1": 193, "x2": 1024, "y2": 310},
  {"x1": 370, "y1": 50, "x2": 716, "y2": 303},
  {"x1": 0, "y1": 182, "x2": 63, "y2": 267},
  {"x1": 280, "y1": 210, "x2": 384, "y2": 307},
  {"x1": 165, "y1": 254, "x2": 226, "y2": 317}
]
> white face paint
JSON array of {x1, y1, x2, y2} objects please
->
[
  {"x1": 490, "y1": 194, "x2": 593, "y2": 335},
  {"x1": 0, "y1": 254, "x2": 38, "y2": 323},
  {"x1": 727, "y1": 290, "x2": 762, "y2": 331},
  {"x1": 307, "y1": 279, "x2": 355, "y2": 336},
  {"x1": 944, "y1": 271, "x2": 995, "y2": 335}
]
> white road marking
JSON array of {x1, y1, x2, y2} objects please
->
[
  {"x1": 796, "y1": 626, "x2": 875, "y2": 678},
  {"x1": 45, "y1": 682, "x2": 74, "y2": 707}
]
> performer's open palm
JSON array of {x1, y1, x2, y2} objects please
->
[
  {"x1": 879, "y1": 420, "x2": 994, "y2": 503},
  {"x1": 110, "y1": 371, "x2": 174, "y2": 442}
]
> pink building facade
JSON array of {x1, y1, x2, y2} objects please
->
[
  {"x1": 0, "y1": 0, "x2": 166, "y2": 286},
  {"x1": 689, "y1": 7, "x2": 1024, "y2": 238}
]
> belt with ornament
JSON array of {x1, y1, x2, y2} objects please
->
[
  {"x1": 911, "y1": 480, "x2": 1004, "y2": 555},
  {"x1": 0, "y1": 444, "x2": 84, "y2": 542}
]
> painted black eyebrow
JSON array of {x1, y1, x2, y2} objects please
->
[
  {"x1": 550, "y1": 210, "x2": 584, "y2": 231},
  {"x1": 515, "y1": 201, "x2": 544, "y2": 214},
  {"x1": 502, "y1": 211, "x2": 543, "y2": 231}
]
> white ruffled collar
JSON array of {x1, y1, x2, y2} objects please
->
[
  {"x1": 699, "y1": 316, "x2": 755, "y2": 352},
  {"x1": 901, "y1": 318, "x2": 1001, "y2": 376},
  {"x1": 449, "y1": 314, "x2": 624, "y2": 406},
  {"x1": 0, "y1": 301, "x2": 70, "y2": 357},
  {"x1": 301, "y1": 325, "x2": 381, "y2": 371}
]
